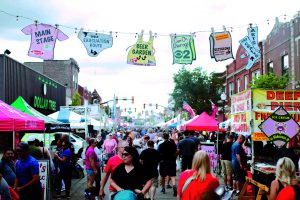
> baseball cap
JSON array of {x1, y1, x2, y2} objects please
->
[
  {"x1": 28, "y1": 135, "x2": 36, "y2": 142},
  {"x1": 17, "y1": 142, "x2": 29, "y2": 151}
]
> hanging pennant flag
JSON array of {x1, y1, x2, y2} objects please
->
[
  {"x1": 127, "y1": 30, "x2": 156, "y2": 66},
  {"x1": 209, "y1": 31, "x2": 234, "y2": 61},
  {"x1": 78, "y1": 30, "x2": 113, "y2": 57},
  {"x1": 239, "y1": 26, "x2": 261, "y2": 70},
  {"x1": 247, "y1": 26, "x2": 260, "y2": 52},
  {"x1": 22, "y1": 23, "x2": 68, "y2": 60},
  {"x1": 170, "y1": 34, "x2": 196, "y2": 64}
]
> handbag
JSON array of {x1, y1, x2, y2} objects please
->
[{"x1": 180, "y1": 176, "x2": 196, "y2": 198}]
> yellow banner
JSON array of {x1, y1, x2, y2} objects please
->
[{"x1": 252, "y1": 89, "x2": 300, "y2": 140}]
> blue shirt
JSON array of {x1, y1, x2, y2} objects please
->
[
  {"x1": 15, "y1": 155, "x2": 40, "y2": 187},
  {"x1": 231, "y1": 142, "x2": 246, "y2": 167},
  {"x1": 59, "y1": 148, "x2": 72, "y2": 170},
  {"x1": 0, "y1": 159, "x2": 16, "y2": 187}
]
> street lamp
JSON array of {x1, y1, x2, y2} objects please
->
[{"x1": 220, "y1": 92, "x2": 227, "y2": 122}]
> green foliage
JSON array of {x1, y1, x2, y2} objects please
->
[
  {"x1": 250, "y1": 73, "x2": 289, "y2": 89},
  {"x1": 170, "y1": 66, "x2": 225, "y2": 115},
  {"x1": 70, "y1": 92, "x2": 81, "y2": 106}
]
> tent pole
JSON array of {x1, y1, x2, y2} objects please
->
[{"x1": 13, "y1": 131, "x2": 15, "y2": 149}]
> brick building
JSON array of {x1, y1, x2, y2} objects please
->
[
  {"x1": 24, "y1": 58, "x2": 79, "y2": 105},
  {"x1": 263, "y1": 14, "x2": 300, "y2": 89},
  {"x1": 225, "y1": 43, "x2": 263, "y2": 104},
  {"x1": 223, "y1": 12, "x2": 300, "y2": 110}
]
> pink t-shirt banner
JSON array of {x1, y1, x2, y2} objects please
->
[
  {"x1": 201, "y1": 145, "x2": 218, "y2": 169},
  {"x1": 22, "y1": 23, "x2": 69, "y2": 60}
]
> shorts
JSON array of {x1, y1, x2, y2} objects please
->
[
  {"x1": 86, "y1": 169, "x2": 95, "y2": 176},
  {"x1": 221, "y1": 160, "x2": 232, "y2": 177},
  {"x1": 232, "y1": 165, "x2": 246, "y2": 182},
  {"x1": 151, "y1": 177, "x2": 159, "y2": 187},
  {"x1": 159, "y1": 160, "x2": 176, "y2": 177}
]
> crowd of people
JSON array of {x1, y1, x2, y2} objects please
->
[{"x1": 0, "y1": 127, "x2": 299, "y2": 200}]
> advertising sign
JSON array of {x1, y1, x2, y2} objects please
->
[
  {"x1": 252, "y1": 89, "x2": 300, "y2": 141},
  {"x1": 259, "y1": 106, "x2": 300, "y2": 147},
  {"x1": 201, "y1": 145, "x2": 217, "y2": 169},
  {"x1": 230, "y1": 90, "x2": 251, "y2": 135},
  {"x1": 38, "y1": 160, "x2": 49, "y2": 200},
  {"x1": 170, "y1": 34, "x2": 196, "y2": 64},
  {"x1": 209, "y1": 31, "x2": 234, "y2": 61}
]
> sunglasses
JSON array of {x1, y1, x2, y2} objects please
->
[{"x1": 122, "y1": 153, "x2": 130, "y2": 157}]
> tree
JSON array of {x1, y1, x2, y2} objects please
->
[
  {"x1": 250, "y1": 73, "x2": 289, "y2": 89},
  {"x1": 170, "y1": 67, "x2": 224, "y2": 115},
  {"x1": 70, "y1": 92, "x2": 81, "y2": 106}
]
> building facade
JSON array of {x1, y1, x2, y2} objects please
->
[
  {"x1": 263, "y1": 14, "x2": 300, "y2": 89},
  {"x1": 225, "y1": 43, "x2": 263, "y2": 105},
  {"x1": 24, "y1": 58, "x2": 79, "y2": 105},
  {"x1": 0, "y1": 54, "x2": 66, "y2": 149}
]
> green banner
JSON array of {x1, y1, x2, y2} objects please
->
[{"x1": 170, "y1": 35, "x2": 196, "y2": 64}]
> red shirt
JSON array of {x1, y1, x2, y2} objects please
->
[
  {"x1": 104, "y1": 155, "x2": 123, "y2": 191},
  {"x1": 177, "y1": 170, "x2": 219, "y2": 200},
  {"x1": 276, "y1": 184, "x2": 299, "y2": 200}
]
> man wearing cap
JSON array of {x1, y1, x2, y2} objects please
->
[
  {"x1": 27, "y1": 135, "x2": 43, "y2": 160},
  {"x1": 14, "y1": 142, "x2": 41, "y2": 200}
]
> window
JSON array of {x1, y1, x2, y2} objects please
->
[
  {"x1": 229, "y1": 82, "x2": 234, "y2": 97},
  {"x1": 244, "y1": 75, "x2": 249, "y2": 89},
  {"x1": 282, "y1": 54, "x2": 289, "y2": 75},
  {"x1": 267, "y1": 62, "x2": 274, "y2": 73},
  {"x1": 237, "y1": 78, "x2": 241, "y2": 93},
  {"x1": 252, "y1": 70, "x2": 260, "y2": 83}
]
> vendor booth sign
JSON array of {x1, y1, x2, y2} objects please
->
[
  {"x1": 258, "y1": 106, "x2": 300, "y2": 147},
  {"x1": 201, "y1": 145, "x2": 217, "y2": 170},
  {"x1": 252, "y1": 89, "x2": 300, "y2": 140},
  {"x1": 38, "y1": 160, "x2": 49, "y2": 200},
  {"x1": 230, "y1": 90, "x2": 251, "y2": 135}
]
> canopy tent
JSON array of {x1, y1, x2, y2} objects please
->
[
  {"x1": 168, "y1": 120, "x2": 185, "y2": 129},
  {"x1": 70, "y1": 118, "x2": 103, "y2": 129},
  {"x1": 48, "y1": 108, "x2": 85, "y2": 123},
  {"x1": 11, "y1": 96, "x2": 71, "y2": 132},
  {"x1": 0, "y1": 100, "x2": 45, "y2": 132},
  {"x1": 0, "y1": 100, "x2": 45, "y2": 149},
  {"x1": 183, "y1": 112, "x2": 219, "y2": 131}
]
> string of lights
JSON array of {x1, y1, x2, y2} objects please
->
[{"x1": 0, "y1": 10, "x2": 296, "y2": 38}]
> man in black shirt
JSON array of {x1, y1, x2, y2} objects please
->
[
  {"x1": 140, "y1": 140, "x2": 160, "y2": 200},
  {"x1": 158, "y1": 133, "x2": 177, "y2": 196},
  {"x1": 220, "y1": 134, "x2": 233, "y2": 190},
  {"x1": 177, "y1": 130, "x2": 196, "y2": 172}
]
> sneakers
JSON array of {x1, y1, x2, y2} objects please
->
[
  {"x1": 160, "y1": 188, "x2": 166, "y2": 194},
  {"x1": 173, "y1": 186, "x2": 177, "y2": 197},
  {"x1": 166, "y1": 184, "x2": 172, "y2": 189}
]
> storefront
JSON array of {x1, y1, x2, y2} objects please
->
[{"x1": 0, "y1": 54, "x2": 66, "y2": 148}]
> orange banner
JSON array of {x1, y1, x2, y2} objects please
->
[{"x1": 252, "y1": 132, "x2": 269, "y2": 141}]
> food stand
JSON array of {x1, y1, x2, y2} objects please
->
[{"x1": 232, "y1": 89, "x2": 300, "y2": 199}]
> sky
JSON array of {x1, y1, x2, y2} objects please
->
[{"x1": 0, "y1": 0, "x2": 299, "y2": 114}]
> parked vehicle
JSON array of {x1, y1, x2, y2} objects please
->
[{"x1": 21, "y1": 132, "x2": 85, "y2": 154}]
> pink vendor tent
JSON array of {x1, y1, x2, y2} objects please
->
[
  {"x1": 0, "y1": 100, "x2": 45, "y2": 148},
  {"x1": 183, "y1": 112, "x2": 219, "y2": 131}
]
